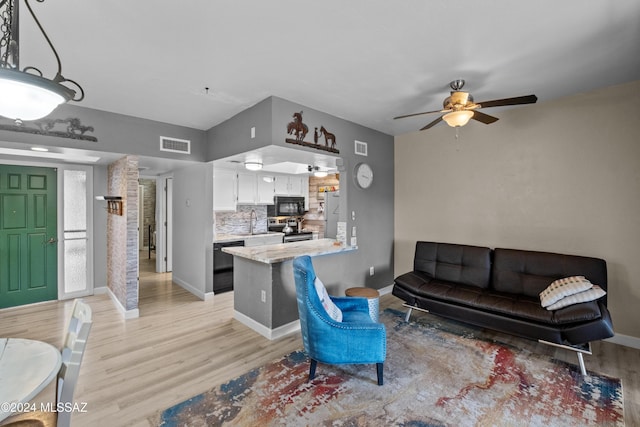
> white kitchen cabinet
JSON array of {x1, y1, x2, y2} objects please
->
[
  {"x1": 288, "y1": 175, "x2": 304, "y2": 196},
  {"x1": 213, "y1": 168, "x2": 236, "y2": 211},
  {"x1": 237, "y1": 172, "x2": 257, "y2": 204},
  {"x1": 274, "y1": 174, "x2": 308, "y2": 197},
  {"x1": 256, "y1": 174, "x2": 276, "y2": 204},
  {"x1": 273, "y1": 174, "x2": 290, "y2": 196}
]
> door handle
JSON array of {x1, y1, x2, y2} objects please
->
[{"x1": 44, "y1": 237, "x2": 58, "y2": 245}]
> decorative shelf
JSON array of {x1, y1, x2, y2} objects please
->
[
  {"x1": 96, "y1": 196, "x2": 123, "y2": 216},
  {"x1": 107, "y1": 200, "x2": 123, "y2": 216}
]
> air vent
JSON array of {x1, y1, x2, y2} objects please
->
[
  {"x1": 354, "y1": 140, "x2": 368, "y2": 156},
  {"x1": 160, "y1": 136, "x2": 191, "y2": 154}
]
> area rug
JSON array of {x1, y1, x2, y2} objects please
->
[{"x1": 156, "y1": 309, "x2": 624, "y2": 426}]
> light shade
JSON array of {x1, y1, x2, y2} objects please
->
[
  {"x1": 244, "y1": 161, "x2": 263, "y2": 171},
  {"x1": 0, "y1": 69, "x2": 75, "y2": 121},
  {"x1": 442, "y1": 110, "x2": 474, "y2": 128}
]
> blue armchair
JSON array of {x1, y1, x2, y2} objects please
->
[{"x1": 292, "y1": 256, "x2": 386, "y2": 385}]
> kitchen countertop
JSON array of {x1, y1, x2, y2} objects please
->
[
  {"x1": 222, "y1": 238, "x2": 356, "y2": 264},
  {"x1": 214, "y1": 232, "x2": 284, "y2": 243}
]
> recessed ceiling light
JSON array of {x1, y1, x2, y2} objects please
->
[
  {"x1": 31, "y1": 147, "x2": 49, "y2": 152},
  {"x1": 244, "y1": 161, "x2": 263, "y2": 171}
]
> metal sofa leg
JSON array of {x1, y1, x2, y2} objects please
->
[
  {"x1": 539, "y1": 340, "x2": 592, "y2": 375},
  {"x1": 309, "y1": 359, "x2": 317, "y2": 381},
  {"x1": 376, "y1": 362, "x2": 384, "y2": 386},
  {"x1": 577, "y1": 352, "x2": 587, "y2": 376},
  {"x1": 404, "y1": 306, "x2": 413, "y2": 322}
]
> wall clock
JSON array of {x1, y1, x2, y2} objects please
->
[{"x1": 354, "y1": 162, "x2": 373, "y2": 189}]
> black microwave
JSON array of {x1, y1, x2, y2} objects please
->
[{"x1": 267, "y1": 196, "x2": 306, "y2": 217}]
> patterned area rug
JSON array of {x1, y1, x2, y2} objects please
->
[{"x1": 156, "y1": 309, "x2": 624, "y2": 426}]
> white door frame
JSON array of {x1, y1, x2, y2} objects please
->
[
  {"x1": 155, "y1": 174, "x2": 173, "y2": 273},
  {"x1": 138, "y1": 184, "x2": 145, "y2": 250}
]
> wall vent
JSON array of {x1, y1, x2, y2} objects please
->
[
  {"x1": 354, "y1": 140, "x2": 368, "y2": 156},
  {"x1": 160, "y1": 136, "x2": 191, "y2": 154}
]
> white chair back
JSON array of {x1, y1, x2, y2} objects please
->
[{"x1": 56, "y1": 299, "x2": 92, "y2": 427}]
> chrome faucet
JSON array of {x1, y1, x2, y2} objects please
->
[{"x1": 249, "y1": 209, "x2": 257, "y2": 235}]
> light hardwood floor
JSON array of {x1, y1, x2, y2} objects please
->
[{"x1": 0, "y1": 256, "x2": 638, "y2": 426}]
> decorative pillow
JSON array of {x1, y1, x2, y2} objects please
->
[
  {"x1": 539, "y1": 276, "x2": 593, "y2": 307},
  {"x1": 546, "y1": 285, "x2": 607, "y2": 311},
  {"x1": 314, "y1": 277, "x2": 342, "y2": 322}
]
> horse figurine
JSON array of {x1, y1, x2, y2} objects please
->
[
  {"x1": 319, "y1": 126, "x2": 336, "y2": 149},
  {"x1": 287, "y1": 111, "x2": 308, "y2": 142}
]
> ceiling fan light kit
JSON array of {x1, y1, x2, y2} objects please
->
[
  {"x1": 394, "y1": 79, "x2": 537, "y2": 132},
  {"x1": 442, "y1": 110, "x2": 474, "y2": 127},
  {"x1": 0, "y1": 0, "x2": 84, "y2": 122}
]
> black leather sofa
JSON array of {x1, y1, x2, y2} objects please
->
[{"x1": 393, "y1": 241, "x2": 614, "y2": 374}]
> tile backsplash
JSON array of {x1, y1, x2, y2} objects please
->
[{"x1": 215, "y1": 205, "x2": 268, "y2": 235}]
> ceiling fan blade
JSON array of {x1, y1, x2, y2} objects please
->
[
  {"x1": 476, "y1": 94, "x2": 538, "y2": 109},
  {"x1": 472, "y1": 110, "x2": 499, "y2": 124},
  {"x1": 394, "y1": 109, "x2": 448, "y2": 120},
  {"x1": 420, "y1": 116, "x2": 443, "y2": 130}
]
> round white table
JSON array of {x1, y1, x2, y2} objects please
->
[{"x1": 0, "y1": 338, "x2": 62, "y2": 422}]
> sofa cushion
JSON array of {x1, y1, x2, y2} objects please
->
[
  {"x1": 413, "y1": 241, "x2": 492, "y2": 289},
  {"x1": 491, "y1": 248, "x2": 608, "y2": 299},
  {"x1": 546, "y1": 285, "x2": 606, "y2": 311},
  {"x1": 540, "y1": 276, "x2": 593, "y2": 307}
]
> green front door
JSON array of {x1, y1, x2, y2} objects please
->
[{"x1": 0, "y1": 165, "x2": 57, "y2": 309}]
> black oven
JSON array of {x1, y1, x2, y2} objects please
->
[{"x1": 267, "y1": 196, "x2": 305, "y2": 217}]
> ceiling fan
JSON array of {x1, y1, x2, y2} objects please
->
[{"x1": 394, "y1": 80, "x2": 537, "y2": 131}]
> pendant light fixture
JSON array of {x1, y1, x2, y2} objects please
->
[{"x1": 0, "y1": 0, "x2": 84, "y2": 122}]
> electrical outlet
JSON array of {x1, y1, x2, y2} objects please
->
[
  {"x1": 370, "y1": 266, "x2": 375, "y2": 276},
  {"x1": 261, "y1": 290, "x2": 266, "y2": 303},
  {"x1": 352, "y1": 226, "x2": 357, "y2": 236}
]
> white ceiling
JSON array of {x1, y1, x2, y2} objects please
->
[{"x1": 8, "y1": 1, "x2": 640, "y2": 141}]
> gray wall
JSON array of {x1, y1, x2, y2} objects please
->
[
  {"x1": 171, "y1": 163, "x2": 214, "y2": 297},
  {"x1": 394, "y1": 80, "x2": 640, "y2": 342},
  {"x1": 208, "y1": 96, "x2": 395, "y2": 291},
  {"x1": 0, "y1": 103, "x2": 208, "y2": 161},
  {"x1": 207, "y1": 97, "x2": 273, "y2": 159}
]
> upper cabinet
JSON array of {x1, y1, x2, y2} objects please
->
[
  {"x1": 213, "y1": 168, "x2": 237, "y2": 211},
  {"x1": 256, "y1": 174, "x2": 276, "y2": 204},
  {"x1": 214, "y1": 168, "x2": 309, "y2": 210},
  {"x1": 237, "y1": 172, "x2": 258, "y2": 205},
  {"x1": 274, "y1": 174, "x2": 306, "y2": 197}
]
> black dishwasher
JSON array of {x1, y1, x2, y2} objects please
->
[{"x1": 213, "y1": 240, "x2": 244, "y2": 293}]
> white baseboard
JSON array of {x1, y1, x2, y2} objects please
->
[
  {"x1": 234, "y1": 310, "x2": 300, "y2": 340},
  {"x1": 378, "y1": 284, "x2": 394, "y2": 296},
  {"x1": 93, "y1": 286, "x2": 107, "y2": 295},
  {"x1": 172, "y1": 275, "x2": 207, "y2": 301},
  {"x1": 606, "y1": 333, "x2": 640, "y2": 350},
  {"x1": 106, "y1": 287, "x2": 139, "y2": 319}
]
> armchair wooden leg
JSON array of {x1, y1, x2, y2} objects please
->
[
  {"x1": 309, "y1": 359, "x2": 318, "y2": 381},
  {"x1": 376, "y1": 362, "x2": 384, "y2": 386}
]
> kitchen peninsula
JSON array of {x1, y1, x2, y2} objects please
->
[{"x1": 223, "y1": 239, "x2": 356, "y2": 339}]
